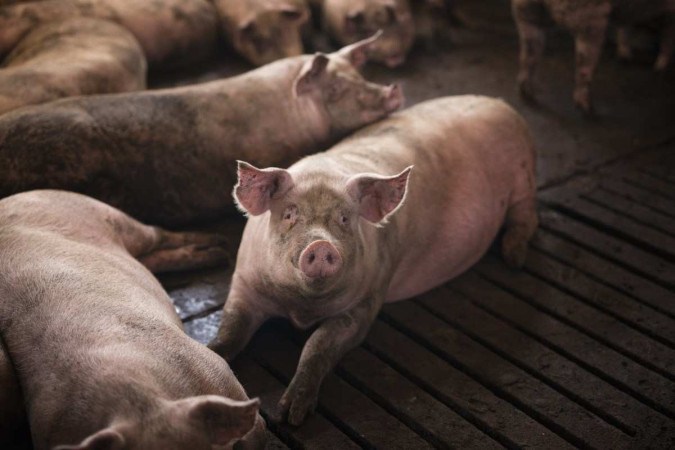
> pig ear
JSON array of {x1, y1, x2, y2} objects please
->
[
  {"x1": 293, "y1": 53, "x2": 330, "y2": 96},
  {"x1": 53, "y1": 428, "x2": 125, "y2": 450},
  {"x1": 183, "y1": 396, "x2": 260, "y2": 446},
  {"x1": 234, "y1": 161, "x2": 294, "y2": 216},
  {"x1": 346, "y1": 166, "x2": 413, "y2": 224},
  {"x1": 337, "y1": 30, "x2": 383, "y2": 68}
]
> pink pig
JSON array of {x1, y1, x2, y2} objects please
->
[{"x1": 209, "y1": 95, "x2": 539, "y2": 425}]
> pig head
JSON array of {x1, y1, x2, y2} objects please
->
[
  {"x1": 323, "y1": 0, "x2": 416, "y2": 67},
  {"x1": 214, "y1": 0, "x2": 311, "y2": 65}
]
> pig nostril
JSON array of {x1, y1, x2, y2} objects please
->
[
  {"x1": 326, "y1": 254, "x2": 334, "y2": 264},
  {"x1": 308, "y1": 253, "x2": 316, "y2": 264}
]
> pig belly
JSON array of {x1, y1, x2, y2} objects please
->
[{"x1": 385, "y1": 207, "x2": 506, "y2": 302}]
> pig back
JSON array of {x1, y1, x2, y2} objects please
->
[{"x1": 324, "y1": 96, "x2": 535, "y2": 301}]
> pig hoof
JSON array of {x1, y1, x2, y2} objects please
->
[
  {"x1": 617, "y1": 47, "x2": 633, "y2": 62},
  {"x1": 502, "y1": 238, "x2": 529, "y2": 269},
  {"x1": 517, "y1": 80, "x2": 537, "y2": 103},
  {"x1": 654, "y1": 57, "x2": 669, "y2": 72},
  {"x1": 278, "y1": 384, "x2": 318, "y2": 426}
]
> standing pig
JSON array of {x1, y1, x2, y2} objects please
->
[
  {"x1": 208, "y1": 95, "x2": 538, "y2": 425},
  {"x1": 0, "y1": 35, "x2": 403, "y2": 226},
  {"x1": 512, "y1": 0, "x2": 675, "y2": 112},
  {"x1": 321, "y1": 0, "x2": 415, "y2": 67},
  {"x1": 212, "y1": 0, "x2": 310, "y2": 65},
  {"x1": 0, "y1": 18, "x2": 146, "y2": 115},
  {"x1": 0, "y1": 190, "x2": 266, "y2": 449},
  {"x1": 0, "y1": 0, "x2": 219, "y2": 68}
]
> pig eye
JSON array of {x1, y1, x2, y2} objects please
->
[
  {"x1": 282, "y1": 205, "x2": 298, "y2": 223},
  {"x1": 340, "y1": 215, "x2": 350, "y2": 226}
]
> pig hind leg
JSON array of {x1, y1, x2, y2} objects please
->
[
  {"x1": 502, "y1": 197, "x2": 538, "y2": 269},
  {"x1": 136, "y1": 229, "x2": 231, "y2": 274}
]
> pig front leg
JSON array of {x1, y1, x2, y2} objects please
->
[
  {"x1": 571, "y1": 19, "x2": 608, "y2": 113},
  {"x1": 209, "y1": 296, "x2": 269, "y2": 361},
  {"x1": 137, "y1": 230, "x2": 231, "y2": 274},
  {"x1": 655, "y1": 20, "x2": 675, "y2": 71},
  {"x1": 616, "y1": 27, "x2": 633, "y2": 61},
  {"x1": 279, "y1": 297, "x2": 381, "y2": 425}
]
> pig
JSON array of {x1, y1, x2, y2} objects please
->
[
  {"x1": 0, "y1": 17, "x2": 146, "y2": 115},
  {"x1": 208, "y1": 95, "x2": 538, "y2": 425},
  {"x1": 0, "y1": 190, "x2": 266, "y2": 450},
  {"x1": 411, "y1": 0, "x2": 463, "y2": 48},
  {"x1": 0, "y1": 0, "x2": 219, "y2": 68},
  {"x1": 512, "y1": 0, "x2": 675, "y2": 113},
  {"x1": 321, "y1": 0, "x2": 416, "y2": 67},
  {"x1": 212, "y1": 0, "x2": 311, "y2": 66},
  {"x1": 0, "y1": 35, "x2": 403, "y2": 227}
]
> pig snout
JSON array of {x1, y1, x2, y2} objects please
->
[
  {"x1": 299, "y1": 240, "x2": 343, "y2": 279},
  {"x1": 385, "y1": 84, "x2": 404, "y2": 112},
  {"x1": 384, "y1": 54, "x2": 406, "y2": 68}
]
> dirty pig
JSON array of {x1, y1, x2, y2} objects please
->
[
  {"x1": 0, "y1": 34, "x2": 403, "y2": 227},
  {"x1": 512, "y1": 0, "x2": 675, "y2": 112},
  {"x1": 0, "y1": 0, "x2": 219, "y2": 68},
  {"x1": 0, "y1": 190, "x2": 267, "y2": 450},
  {"x1": 209, "y1": 95, "x2": 539, "y2": 425},
  {"x1": 0, "y1": 17, "x2": 146, "y2": 115}
]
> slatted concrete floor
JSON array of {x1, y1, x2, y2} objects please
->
[{"x1": 163, "y1": 147, "x2": 675, "y2": 449}]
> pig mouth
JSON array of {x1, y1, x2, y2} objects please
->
[{"x1": 384, "y1": 54, "x2": 407, "y2": 68}]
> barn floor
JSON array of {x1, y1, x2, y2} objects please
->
[{"x1": 157, "y1": 1, "x2": 675, "y2": 449}]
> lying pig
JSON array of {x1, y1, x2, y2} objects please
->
[
  {"x1": 412, "y1": 0, "x2": 463, "y2": 48},
  {"x1": 0, "y1": 190, "x2": 266, "y2": 450},
  {"x1": 213, "y1": 0, "x2": 310, "y2": 66},
  {"x1": 0, "y1": 35, "x2": 402, "y2": 227},
  {"x1": 0, "y1": 0, "x2": 218, "y2": 68},
  {"x1": 0, "y1": 18, "x2": 146, "y2": 115},
  {"x1": 208, "y1": 95, "x2": 539, "y2": 425},
  {"x1": 512, "y1": 0, "x2": 674, "y2": 112},
  {"x1": 321, "y1": 0, "x2": 415, "y2": 67}
]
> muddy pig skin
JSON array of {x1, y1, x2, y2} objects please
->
[
  {"x1": 0, "y1": 0, "x2": 219, "y2": 68},
  {"x1": 0, "y1": 35, "x2": 403, "y2": 227},
  {"x1": 0, "y1": 18, "x2": 146, "y2": 115},
  {"x1": 512, "y1": 0, "x2": 675, "y2": 112},
  {"x1": 213, "y1": 0, "x2": 310, "y2": 66},
  {"x1": 321, "y1": 0, "x2": 415, "y2": 67},
  {"x1": 209, "y1": 95, "x2": 538, "y2": 425},
  {"x1": 0, "y1": 190, "x2": 266, "y2": 450}
]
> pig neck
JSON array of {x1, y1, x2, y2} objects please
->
[{"x1": 195, "y1": 56, "x2": 332, "y2": 153}]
